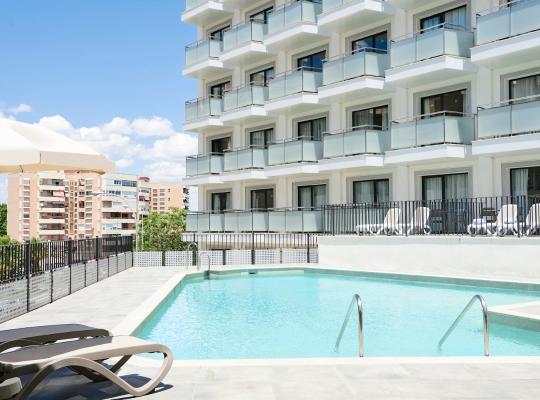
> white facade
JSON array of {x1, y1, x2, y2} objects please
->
[{"x1": 181, "y1": 0, "x2": 540, "y2": 231}]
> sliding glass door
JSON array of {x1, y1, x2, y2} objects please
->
[
  {"x1": 298, "y1": 184, "x2": 326, "y2": 208},
  {"x1": 353, "y1": 179, "x2": 389, "y2": 204},
  {"x1": 511, "y1": 166, "x2": 540, "y2": 196}
]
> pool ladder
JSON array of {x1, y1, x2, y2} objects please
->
[
  {"x1": 334, "y1": 294, "x2": 364, "y2": 357},
  {"x1": 438, "y1": 294, "x2": 490, "y2": 356}
]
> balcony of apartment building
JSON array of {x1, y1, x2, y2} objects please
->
[
  {"x1": 38, "y1": 223, "x2": 66, "y2": 237},
  {"x1": 473, "y1": 94, "x2": 540, "y2": 156},
  {"x1": 182, "y1": 38, "x2": 226, "y2": 78},
  {"x1": 220, "y1": 20, "x2": 270, "y2": 66},
  {"x1": 266, "y1": 67, "x2": 324, "y2": 113},
  {"x1": 38, "y1": 178, "x2": 65, "y2": 191},
  {"x1": 220, "y1": 84, "x2": 269, "y2": 123},
  {"x1": 183, "y1": 95, "x2": 224, "y2": 132},
  {"x1": 318, "y1": 48, "x2": 391, "y2": 102},
  {"x1": 385, "y1": 111, "x2": 475, "y2": 164},
  {"x1": 318, "y1": 0, "x2": 394, "y2": 33},
  {"x1": 38, "y1": 189, "x2": 66, "y2": 204},
  {"x1": 101, "y1": 223, "x2": 136, "y2": 236},
  {"x1": 184, "y1": 152, "x2": 225, "y2": 185},
  {"x1": 38, "y1": 212, "x2": 65, "y2": 225},
  {"x1": 221, "y1": 145, "x2": 268, "y2": 181},
  {"x1": 186, "y1": 207, "x2": 323, "y2": 233},
  {"x1": 318, "y1": 125, "x2": 389, "y2": 171},
  {"x1": 386, "y1": 23, "x2": 476, "y2": 87},
  {"x1": 264, "y1": 0, "x2": 328, "y2": 50},
  {"x1": 384, "y1": 0, "x2": 431, "y2": 9},
  {"x1": 265, "y1": 136, "x2": 323, "y2": 177},
  {"x1": 472, "y1": 0, "x2": 540, "y2": 68},
  {"x1": 181, "y1": 0, "x2": 232, "y2": 26}
]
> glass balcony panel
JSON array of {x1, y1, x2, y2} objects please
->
[
  {"x1": 251, "y1": 85, "x2": 268, "y2": 105},
  {"x1": 286, "y1": 211, "x2": 303, "y2": 232},
  {"x1": 322, "y1": 0, "x2": 344, "y2": 13},
  {"x1": 223, "y1": 92, "x2": 238, "y2": 111},
  {"x1": 186, "y1": 157, "x2": 198, "y2": 176},
  {"x1": 302, "y1": 140, "x2": 324, "y2": 161},
  {"x1": 476, "y1": 8, "x2": 510, "y2": 45},
  {"x1": 209, "y1": 214, "x2": 224, "y2": 232},
  {"x1": 284, "y1": 140, "x2": 303, "y2": 163},
  {"x1": 185, "y1": 102, "x2": 199, "y2": 121},
  {"x1": 511, "y1": 100, "x2": 540, "y2": 135},
  {"x1": 209, "y1": 154, "x2": 224, "y2": 173},
  {"x1": 511, "y1": 0, "x2": 540, "y2": 37},
  {"x1": 185, "y1": 0, "x2": 204, "y2": 9},
  {"x1": 416, "y1": 29, "x2": 445, "y2": 61},
  {"x1": 365, "y1": 51, "x2": 389, "y2": 76},
  {"x1": 251, "y1": 211, "x2": 269, "y2": 231},
  {"x1": 344, "y1": 130, "x2": 368, "y2": 154},
  {"x1": 391, "y1": 121, "x2": 416, "y2": 149},
  {"x1": 187, "y1": 154, "x2": 223, "y2": 176},
  {"x1": 236, "y1": 148, "x2": 253, "y2": 169},
  {"x1": 268, "y1": 143, "x2": 285, "y2": 165},
  {"x1": 185, "y1": 39, "x2": 221, "y2": 66},
  {"x1": 235, "y1": 211, "x2": 269, "y2": 232},
  {"x1": 390, "y1": 37, "x2": 416, "y2": 68},
  {"x1": 208, "y1": 39, "x2": 222, "y2": 58},
  {"x1": 301, "y1": 70, "x2": 323, "y2": 93},
  {"x1": 237, "y1": 86, "x2": 254, "y2": 108},
  {"x1": 268, "y1": 211, "x2": 286, "y2": 232},
  {"x1": 443, "y1": 29, "x2": 473, "y2": 58},
  {"x1": 477, "y1": 106, "x2": 512, "y2": 139},
  {"x1": 343, "y1": 52, "x2": 366, "y2": 80},
  {"x1": 223, "y1": 21, "x2": 265, "y2": 52},
  {"x1": 416, "y1": 117, "x2": 446, "y2": 146},
  {"x1": 285, "y1": 71, "x2": 303, "y2": 95},
  {"x1": 186, "y1": 214, "x2": 199, "y2": 231},
  {"x1": 444, "y1": 115, "x2": 474, "y2": 144},
  {"x1": 322, "y1": 58, "x2": 342, "y2": 85},
  {"x1": 302, "y1": 210, "x2": 322, "y2": 232},
  {"x1": 224, "y1": 213, "x2": 239, "y2": 232},
  {"x1": 323, "y1": 134, "x2": 344, "y2": 158},
  {"x1": 268, "y1": 76, "x2": 286, "y2": 99},
  {"x1": 266, "y1": 0, "x2": 321, "y2": 35}
]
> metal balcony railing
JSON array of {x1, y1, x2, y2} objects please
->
[
  {"x1": 266, "y1": 0, "x2": 322, "y2": 36},
  {"x1": 223, "y1": 84, "x2": 268, "y2": 112},
  {"x1": 267, "y1": 136, "x2": 324, "y2": 165},
  {"x1": 323, "y1": 126, "x2": 390, "y2": 158},
  {"x1": 185, "y1": 95, "x2": 223, "y2": 122},
  {"x1": 322, "y1": 47, "x2": 389, "y2": 86},
  {"x1": 223, "y1": 145, "x2": 268, "y2": 171},
  {"x1": 268, "y1": 66, "x2": 323, "y2": 100},
  {"x1": 185, "y1": 153, "x2": 224, "y2": 177},
  {"x1": 185, "y1": 38, "x2": 222, "y2": 66},
  {"x1": 223, "y1": 20, "x2": 266, "y2": 52}
]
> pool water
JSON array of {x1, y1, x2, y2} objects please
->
[{"x1": 135, "y1": 270, "x2": 540, "y2": 359}]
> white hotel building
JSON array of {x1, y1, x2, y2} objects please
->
[{"x1": 182, "y1": 0, "x2": 540, "y2": 233}]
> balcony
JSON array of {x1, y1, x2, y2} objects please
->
[
  {"x1": 318, "y1": 127, "x2": 388, "y2": 171},
  {"x1": 186, "y1": 153, "x2": 224, "y2": 177},
  {"x1": 186, "y1": 212, "x2": 225, "y2": 232},
  {"x1": 266, "y1": 137, "x2": 323, "y2": 176},
  {"x1": 386, "y1": 24, "x2": 476, "y2": 87},
  {"x1": 472, "y1": 0, "x2": 540, "y2": 68},
  {"x1": 473, "y1": 95, "x2": 540, "y2": 156},
  {"x1": 183, "y1": 39, "x2": 225, "y2": 79},
  {"x1": 183, "y1": 96, "x2": 224, "y2": 132},
  {"x1": 268, "y1": 208, "x2": 323, "y2": 233},
  {"x1": 386, "y1": 112, "x2": 474, "y2": 164},
  {"x1": 221, "y1": 20, "x2": 270, "y2": 65},
  {"x1": 222, "y1": 146, "x2": 268, "y2": 181},
  {"x1": 224, "y1": 210, "x2": 269, "y2": 232},
  {"x1": 385, "y1": 0, "x2": 431, "y2": 9},
  {"x1": 318, "y1": 0, "x2": 394, "y2": 33},
  {"x1": 181, "y1": 0, "x2": 233, "y2": 26},
  {"x1": 221, "y1": 84, "x2": 269, "y2": 123},
  {"x1": 265, "y1": 0, "x2": 328, "y2": 50},
  {"x1": 266, "y1": 67, "x2": 324, "y2": 113},
  {"x1": 318, "y1": 48, "x2": 391, "y2": 102}
]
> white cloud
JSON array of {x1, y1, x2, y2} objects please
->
[
  {"x1": 131, "y1": 116, "x2": 178, "y2": 137},
  {"x1": 142, "y1": 133, "x2": 198, "y2": 162},
  {"x1": 38, "y1": 115, "x2": 73, "y2": 133},
  {"x1": 9, "y1": 104, "x2": 32, "y2": 114},
  {"x1": 115, "y1": 158, "x2": 134, "y2": 168},
  {"x1": 143, "y1": 161, "x2": 186, "y2": 182}
]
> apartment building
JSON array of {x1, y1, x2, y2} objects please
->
[
  {"x1": 182, "y1": 0, "x2": 540, "y2": 232},
  {"x1": 148, "y1": 182, "x2": 189, "y2": 213},
  {"x1": 7, "y1": 172, "x2": 151, "y2": 241}
]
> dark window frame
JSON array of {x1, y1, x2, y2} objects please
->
[
  {"x1": 249, "y1": 128, "x2": 274, "y2": 148},
  {"x1": 211, "y1": 136, "x2": 231, "y2": 153},
  {"x1": 296, "y1": 117, "x2": 327, "y2": 140},
  {"x1": 419, "y1": 5, "x2": 467, "y2": 31},
  {"x1": 510, "y1": 166, "x2": 540, "y2": 197},
  {"x1": 249, "y1": 6, "x2": 274, "y2": 23},
  {"x1": 421, "y1": 173, "x2": 468, "y2": 201},
  {"x1": 352, "y1": 179, "x2": 390, "y2": 204},
  {"x1": 297, "y1": 184, "x2": 327, "y2": 209},
  {"x1": 249, "y1": 67, "x2": 275, "y2": 85},
  {"x1": 351, "y1": 31, "x2": 388, "y2": 52},
  {"x1": 211, "y1": 192, "x2": 231, "y2": 212},
  {"x1": 420, "y1": 89, "x2": 466, "y2": 117},
  {"x1": 296, "y1": 50, "x2": 326, "y2": 71},
  {"x1": 250, "y1": 188, "x2": 274, "y2": 210},
  {"x1": 351, "y1": 105, "x2": 389, "y2": 130}
]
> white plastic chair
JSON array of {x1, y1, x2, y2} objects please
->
[
  {"x1": 355, "y1": 208, "x2": 401, "y2": 235},
  {"x1": 400, "y1": 206, "x2": 431, "y2": 235},
  {"x1": 520, "y1": 203, "x2": 540, "y2": 236},
  {"x1": 492, "y1": 204, "x2": 519, "y2": 236}
]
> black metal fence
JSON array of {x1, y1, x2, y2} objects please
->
[
  {"x1": 0, "y1": 236, "x2": 134, "y2": 284},
  {"x1": 322, "y1": 195, "x2": 540, "y2": 236}
]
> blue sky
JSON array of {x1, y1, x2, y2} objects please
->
[{"x1": 0, "y1": 0, "x2": 198, "y2": 201}]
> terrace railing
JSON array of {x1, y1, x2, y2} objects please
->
[
  {"x1": 223, "y1": 84, "x2": 268, "y2": 112},
  {"x1": 222, "y1": 20, "x2": 266, "y2": 52},
  {"x1": 390, "y1": 23, "x2": 474, "y2": 68},
  {"x1": 322, "y1": 48, "x2": 389, "y2": 86},
  {"x1": 185, "y1": 95, "x2": 223, "y2": 122},
  {"x1": 268, "y1": 136, "x2": 324, "y2": 165},
  {"x1": 185, "y1": 153, "x2": 224, "y2": 176},
  {"x1": 223, "y1": 146, "x2": 268, "y2": 171},
  {"x1": 268, "y1": 67, "x2": 323, "y2": 100},
  {"x1": 476, "y1": 0, "x2": 540, "y2": 45},
  {"x1": 185, "y1": 38, "x2": 222, "y2": 66},
  {"x1": 266, "y1": 0, "x2": 322, "y2": 36},
  {"x1": 323, "y1": 126, "x2": 390, "y2": 158},
  {"x1": 477, "y1": 94, "x2": 540, "y2": 140},
  {"x1": 390, "y1": 111, "x2": 475, "y2": 150}
]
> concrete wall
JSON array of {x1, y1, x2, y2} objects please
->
[{"x1": 318, "y1": 236, "x2": 540, "y2": 282}]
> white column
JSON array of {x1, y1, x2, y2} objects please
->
[
  {"x1": 328, "y1": 172, "x2": 342, "y2": 204},
  {"x1": 329, "y1": 102, "x2": 341, "y2": 131},
  {"x1": 393, "y1": 165, "x2": 410, "y2": 201},
  {"x1": 275, "y1": 178, "x2": 288, "y2": 208},
  {"x1": 474, "y1": 157, "x2": 495, "y2": 197},
  {"x1": 198, "y1": 186, "x2": 206, "y2": 211},
  {"x1": 232, "y1": 181, "x2": 242, "y2": 209}
]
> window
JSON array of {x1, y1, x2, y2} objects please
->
[
  {"x1": 209, "y1": 81, "x2": 231, "y2": 98},
  {"x1": 250, "y1": 128, "x2": 274, "y2": 147},
  {"x1": 211, "y1": 137, "x2": 231, "y2": 153},
  {"x1": 251, "y1": 188, "x2": 274, "y2": 209},
  {"x1": 297, "y1": 50, "x2": 326, "y2": 71},
  {"x1": 422, "y1": 173, "x2": 468, "y2": 201},
  {"x1": 511, "y1": 166, "x2": 540, "y2": 197},
  {"x1": 509, "y1": 74, "x2": 540, "y2": 101},
  {"x1": 420, "y1": 5, "x2": 467, "y2": 31},
  {"x1": 250, "y1": 67, "x2": 274, "y2": 85},
  {"x1": 209, "y1": 26, "x2": 229, "y2": 41},
  {"x1": 298, "y1": 184, "x2": 327, "y2": 208},
  {"x1": 421, "y1": 90, "x2": 465, "y2": 116},
  {"x1": 297, "y1": 117, "x2": 326, "y2": 140},
  {"x1": 250, "y1": 6, "x2": 273, "y2": 23},
  {"x1": 353, "y1": 179, "x2": 389, "y2": 204},
  {"x1": 352, "y1": 105, "x2": 388, "y2": 130},
  {"x1": 351, "y1": 31, "x2": 387, "y2": 52},
  {"x1": 211, "y1": 192, "x2": 231, "y2": 212}
]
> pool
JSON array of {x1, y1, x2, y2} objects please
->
[{"x1": 135, "y1": 269, "x2": 540, "y2": 359}]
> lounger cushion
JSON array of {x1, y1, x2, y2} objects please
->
[
  {"x1": 0, "y1": 324, "x2": 110, "y2": 348},
  {"x1": 0, "y1": 336, "x2": 162, "y2": 377}
]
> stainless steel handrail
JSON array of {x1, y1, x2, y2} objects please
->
[
  {"x1": 334, "y1": 294, "x2": 364, "y2": 357},
  {"x1": 438, "y1": 294, "x2": 490, "y2": 356},
  {"x1": 197, "y1": 251, "x2": 211, "y2": 273}
]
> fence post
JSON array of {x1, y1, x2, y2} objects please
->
[
  {"x1": 306, "y1": 233, "x2": 310, "y2": 264},
  {"x1": 162, "y1": 250, "x2": 166, "y2": 267},
  {"x1": 68, "y1": 239, "x2": 73, "y2": 294},
  {"x1": 49, "y1": 241, "x2": 54, "y2": 304},
  {"x1": 24, "y1": 241, "x2": 31, "y2": 312},
  {"x1": 95, "y1": 237, "x2": 100, "y2": 281},
  {"x1": 251, "y1": 231, "x2": 255, "y2": 265}
]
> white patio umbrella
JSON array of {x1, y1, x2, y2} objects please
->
[{"x1": 0, "y1": 118, "x2": 114, "y2": 173}]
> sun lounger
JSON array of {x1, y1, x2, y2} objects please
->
[
  {"x1": 0, "y1": 336, "x2": 173, "y2": 399},
  {"x1": 355, "y1": 207, "x2": 401, "y2": 235},
  {"x1": 0, "y1": 324, "x2": 110, "y2": 353},
  {"x1": 491, "y1": 204, "x2": 518, "y2": 236},
  {"x1": 400, "y1": 206, "x2": 431, "y2": 235},
  {"x1": 520, "y1": 203, "x2": 540, "y2": 236}
]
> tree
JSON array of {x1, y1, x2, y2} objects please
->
[
  {"x1": 0, "y1": 204, "x2": 7, "y2": 237},
  {"x1": 138, "y1": 208, "x2": 189, "y2": 251}
]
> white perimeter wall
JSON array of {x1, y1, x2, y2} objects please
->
[{"x1": 318, "y1": 236, "x2": 540, "y2": 283}]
